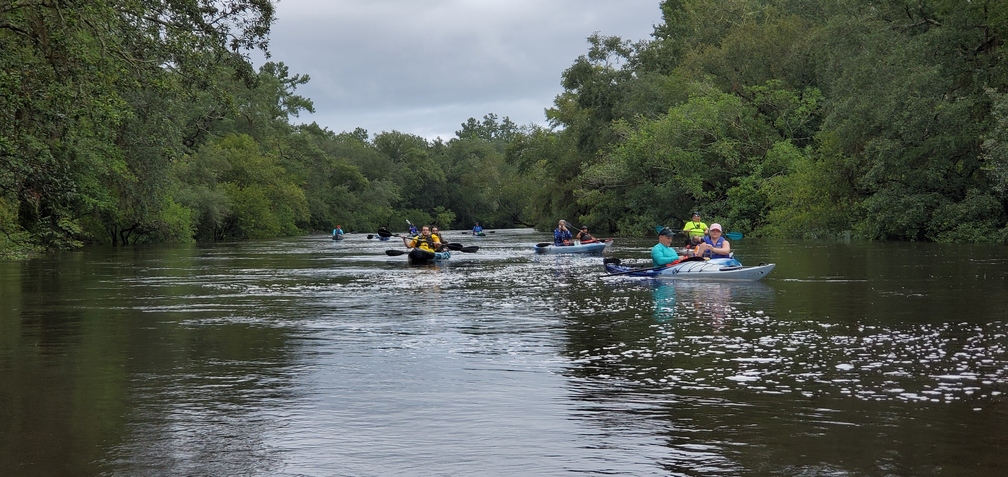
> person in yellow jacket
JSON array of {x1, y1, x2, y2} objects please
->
[
  {"x1": 430, "y1": 226, "x2": 445, "y2": 251},
  {"x1": 681, "y1": 212, "x2": 708, "y2": 243},
  {"x1": 403, "y1": 225, "x2": 441, "y2": 252}
]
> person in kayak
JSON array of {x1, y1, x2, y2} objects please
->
[
  {"x1": 472, "y1": 222, "x2": 483, "y2": 236},
  {"x1": 682, "y1": 212, "x2": 708, "y2": 242},
  {"x1": 332, "y1": 225, "x2": 344, "y2": 236},
  {"x1": 554, "y1": 220, "x2": 573, "y2": 245},
  {"x1": 575, "y1": 225, "x2": 596, "y2": 244},
  {"x1": 695, "y1": 223, "x2": 732, "y2": 258},
  {"x1": 430, "y1": 226, "x2": 445, "y2": 251},
  {"x1": 652, "y1": 227, "x2": 682, "y2": 267},
  {"x1": 403, "y1": 225, "x2": 441, "y2": 253}
]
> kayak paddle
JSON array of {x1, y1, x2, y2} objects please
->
[{"x1": 445, "y1": 243, "x2": 479, "y2": 253}]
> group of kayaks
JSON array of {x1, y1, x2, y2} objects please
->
[{"x1": 347, "y1": 228, "x2": 776, "y2": 280}]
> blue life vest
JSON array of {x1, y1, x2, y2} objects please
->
[{"x1": 701, "y1": 236, "x2": 731, "y2": 258}]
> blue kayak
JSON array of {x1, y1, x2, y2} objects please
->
[{"x1": 534, "y1": 239, "x2": 611, "y2": 254}]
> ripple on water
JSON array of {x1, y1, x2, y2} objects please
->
[{"x1": 573, "y1": 314, "x2": 1008, "y2": 403}]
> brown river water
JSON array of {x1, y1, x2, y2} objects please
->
[{"x1": 1, "y1": 228, "x2": 1007, "y2": 476}]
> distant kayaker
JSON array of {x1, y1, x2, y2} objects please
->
[
  {"x1": 652, "y1": 227, "x2": 681, "y2": 267},
  {"x1": 408, "y1": 223, "x2": 419, "y2": 236},
  {"x1": 404, "y1": 225, "x2": 441, "y2": 253},
  {"x1": 472, "y1": 222, "x2": 483, "y2": 236},
  {"x1": 554, "y1": 220, "x2": 573, "y2": 246},
  {"x1": 695, "y1": 223, "x2": 731, "y2": 258},
  {"x1": 332, "y1": 225, "x2": 344, "y2": 236},
  {"x1": 682, "y1": 212, "x2": 708, "y2": 241},
  {"x1": 575, "y1": 225, "x2": 596, "y2": 244}
]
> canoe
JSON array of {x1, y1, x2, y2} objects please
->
[
  {"x1": 534, "y1": 239, "x2": 611, "y2": 254},
  {"x1": 407, "y1": 248, "x2": 451, "y2": 265},
  {"x1": 604, "y1": 257, "x2": 774, "y2": 281}
]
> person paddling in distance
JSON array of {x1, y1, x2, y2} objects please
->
[
  {"x1": 652, "y1": 227, "x2": 682, "y2": 267},
  {"x1": 332, "y1": 224, "x2": 344, "y2": 236},
  {"x1": 575, "y1": 225, "x2": 596, "y2": 244},
  {"x1": 403, "y1": 225, "x2": 441, "y2": 253},
  {"x1": 430, "y1": 226, "x2": 445, "y2": 251},
  {"x1": 695, "y1": 223, "x2": 731, "y2": 258},
  {"x1": 682, "y1": 212, "x2": 708, "y2": 245},
  {"x1": 472, "y1": 222, "x2": 483, "y2": 236},
  {"x1": 554, "y1": 220, "x2": 573, "y2": 246}
]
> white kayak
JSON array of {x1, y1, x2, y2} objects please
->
[
  {"x1": 604, "y1": 257, "x2": 775, "y2": 281},
  {"x1": 534, "y1": 239, "x2": 612, "y2": 254}
]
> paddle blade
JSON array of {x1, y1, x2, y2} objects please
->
[
  {"x1": 367, "y1": 235, "x2": 374, "y2": 239},
  {"x1": 377, "y1": 230, "x2": 393, "y2": 237},
  {"x1": 459, "y1": 246, "x2": 479, "y2": 253},
  {"x1": 385, "y1": 249, "x2": 407, "y2": 256},
  {"x1": 444, "y1": 242, "x2": 463, "y2": 251},
  {"x1": 726, "y1": 232, "x2": 744, "y2": 240},
  {"x1": 535, "y1": 242, "x2": 552, "y2": 248}
]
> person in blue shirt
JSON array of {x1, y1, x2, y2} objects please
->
[
  {"x1": 408, "y1": 223, "x2": 418, "y2": 236},
  {"x1": 652, "y1": 227, "x2": 681, "y2": 267},
  {"x1": 554, "y1": 220, "x2": 573, "y2": 245},
  {"x1": 472, "y1": 222, "x2": 483, "y2": 236},
  {"x1": 332, "y1": 225, "x2": 344, "y2": 236}
]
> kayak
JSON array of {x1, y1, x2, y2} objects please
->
[
  {"x1": 604, "y1": 257, "x2": 774, "y2": 281},
  {"x1": 332, "y1": 234, "x2": 344, "y2": 241},
  {"x1": 534, "y1": 239, "x2": 611, "y2": 254},
  {"x1": 407, "y1": 248, "x2": 451, "y2": 265}
]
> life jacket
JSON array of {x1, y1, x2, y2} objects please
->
[
  {"x1": 554, "y1": 228, "x2": 572, "y2": 245},
  {"x1": 700, "y1": 235, "x2": 730, "y2": 258},
  {"x1": 412, "y1": 234, "x2": 438, "y2": 252},
  {"x1": 683, "y1": 221, "x2": 707, "y2": 238}
]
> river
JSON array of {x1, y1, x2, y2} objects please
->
[{"x1": 2, "y1": 229, "x2": 1007, "y2": 476}]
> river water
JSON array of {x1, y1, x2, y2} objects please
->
[{"x1": 2, "y1": 229, "x2": 1007, "y2": 476}]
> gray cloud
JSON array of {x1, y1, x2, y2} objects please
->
[{"x1": 258, "y1": 0, "x2": 661, "y2": 139}]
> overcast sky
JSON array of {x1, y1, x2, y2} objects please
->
[{"x1": 253, "y1": 0, "x2": 663, "y2": 140}]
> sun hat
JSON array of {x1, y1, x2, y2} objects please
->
[
  {"x1": 658, "y1": 227, "x2": 675, "y2": 237},
  {"x1": 581, "y1": 225, "x2": 588, "y2": 230},
  {"x1": 709, "y1": 223, "x2": 722, "y2": 232}
]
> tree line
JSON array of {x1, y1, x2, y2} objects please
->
[{"x1": 3, "y1": 0, "x2": 1007, "y2": 258}]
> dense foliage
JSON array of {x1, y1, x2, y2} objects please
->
[
  {"x1": 549, "y1": 0, "x2": 1008, "y2": 242},
  {"x1": 4, "y1": 0, "x2": 1008, "y2": 258}
]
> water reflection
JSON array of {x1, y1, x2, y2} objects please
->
[
  {"x1": 651, "y1": 281, "x2": 676, "y2": 321},
  {"x1": 4, "y1": 233, "x2": 1008, "y2": 476}
]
